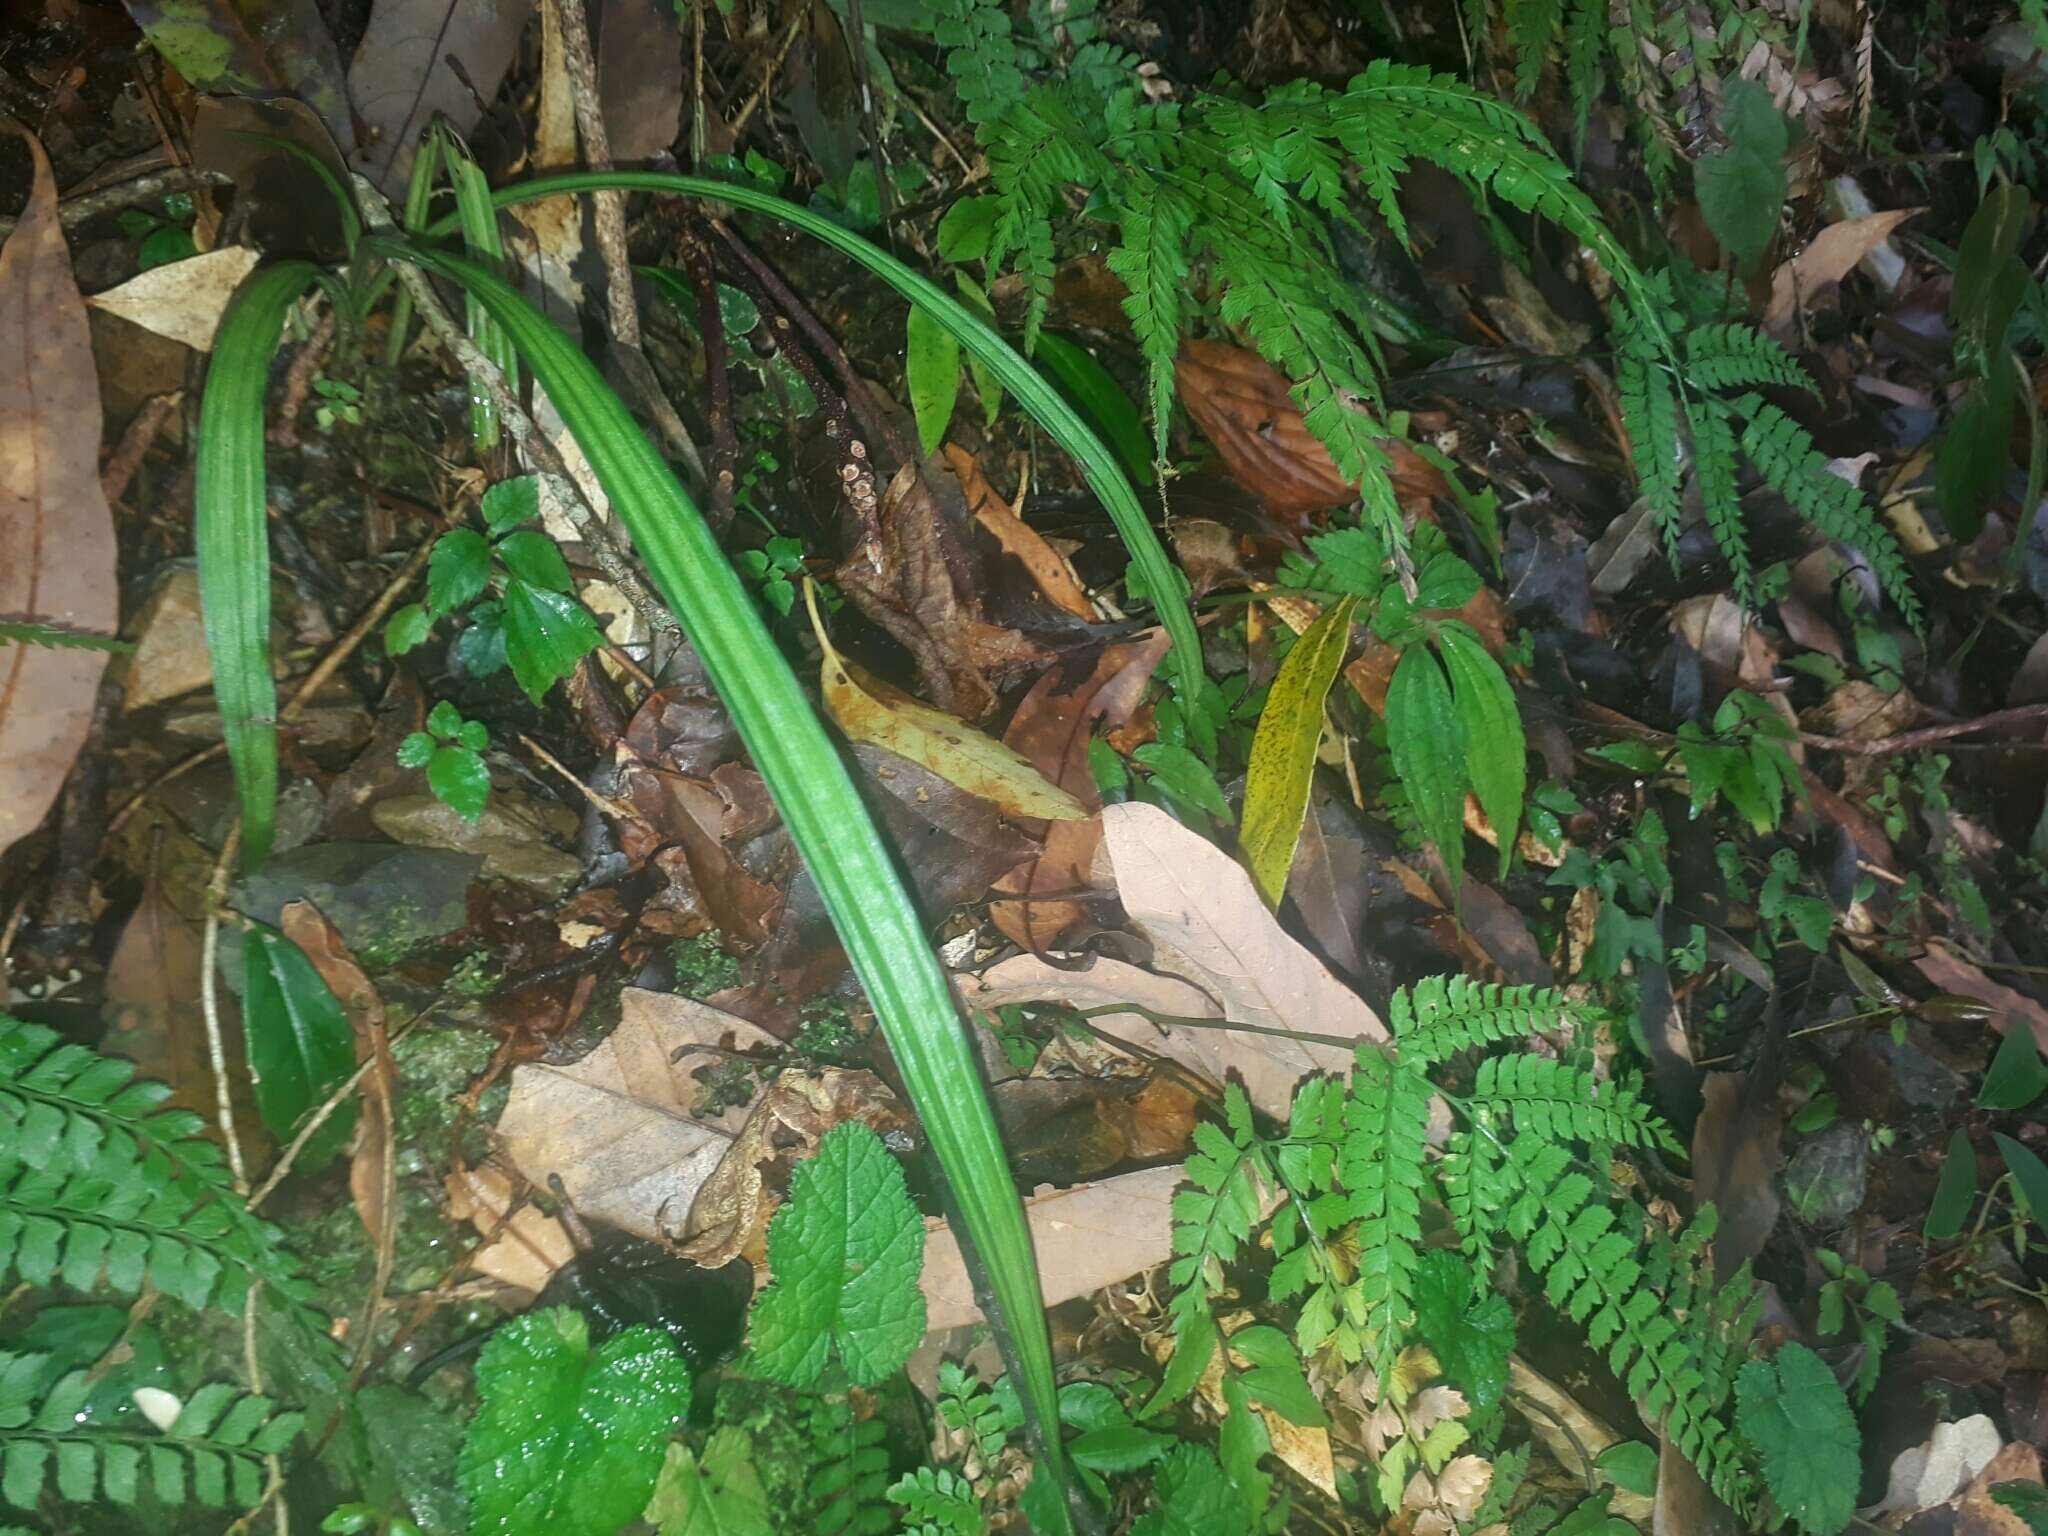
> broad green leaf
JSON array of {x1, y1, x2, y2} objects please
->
[
  {"x1": 1734, "y1": 1343, "x2": 1859, "y2": 1536},
  {"x1": 1437, "y1": 623, "x2": 1524, "y2": 877},
  {"x1": 1228, "y1": 1326, "x2": 1328, "y2": 1429},
  {"x1": 1130, "y1": 1444, "x2": 1243, "y2": 1536},
  {"x1": 1279, "y1": 526, "x2": 1387, "y2": 598},
  {"x1": 955, "y1": 273, "x2": 1004, "y2": 426},
  {"x1": 195, "y1": 261, "x2": 323, "y2": 867},
  {"x1": 384, "y1": 603, "x2": 431, "y2": 656},
  {"x1": 1412, "y1": 1249, "x2": 1514, "y2": 1411},
  {"x1": 937, "y1": 196, "x2": 999, "y2": 261},
  {"x1": 907, "y1": 304, "x2": 962, "y2": 459},
  {"x1": 1031, "y1": 332, "x2": 1155, "y2": 489},
  {"x1": 1694, "y1": 80, "x2": 1787, "y2": 272},
  {"x1": 481, "y1": 476, "x2": 541, "y2": 531},
  {"x1": 1996, "y1": 1134, "x2": 2048, "y2": 1237},
  {"x1": 1241, "y1": 595, "x2": 1357, "y2": 908},
  {"x1": 748, "y1": 1122, "x2": 925, "y2": 1387},
  {"x1": 427, "y1": 747, "x2": 490, "y2": 822},
  {"x1": 1132, "y1": 742, "x2": 1232, "y2": 825},
  {"x1": 1595, "y1": 1441, "x2": 1658, "y2": 1497},
  {"x1": 647, "y1": 1431, "x2": 772, "y2": 1536},
  {"x1": 241, "y1": 922, "x2": 357, "y2": 1170},
  {"x1": 1953, "y1": 184, "x2": 2031, "y2": 373},
  {"x1": 396, "y1": 731, "x2": 432, "y2": 769},
  {"x1": 1979, "y1": 1026, "x2": 2048, "y2": 1111},
  {"x1": 1935, "y1": 368, "x2": 2015, "y2": 540},
  {"x1": 426, "y1": 699, "x2": 461, "y2": 737},
  {"x1": 457, "y1": 1308, "x2": 691, "y2": 1536},
  {"x1": 496, "y1": 530, "x2": 574, "y2": 593},
  {"x1": 379, "y1": 236, "x2": 1076, "y2": 1525},
  {"x1": 1386, "y1": 645, "x2": 1468, "y2": 896},
  {"x1": 500, "y1": 580, "x2": 603, "y2": 704},
  {"x1": 428, "y1": 529, "x2": 491, "y2": 616}
]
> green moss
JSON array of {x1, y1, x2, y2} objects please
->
[{"x1": 671, "y1": 934, "x2": 742, "y2": 998}]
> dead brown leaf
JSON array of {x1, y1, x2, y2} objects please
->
[
  {"x1": 447, "y1": 1164, "x2": 576, "y2": 1298},
  {"x1": 0, "y1": 127, "x2": 119, "y2": 860},
  {"x1": 1100, "y1": 801, "x2": 1388, "y2": 1115},
  {"x1": 1764, "y1": 207, "x2": 1922, "y2": 334},
  {"x1": 990, "y1": 634, "x2": 1170, "y2": 952},
  {"x1": 1176, "y1": 340, "x2": 1449, "y2": 520},
  {"x1": 1915, "y1": 945, "x2": 2048, "y2": 1053},
  {"x1": 945, "y1": 446, "x2": 1095, "y2": 620},
  {"x1": 278, "y1": 901, "x2": 390, "y2": 1242}
]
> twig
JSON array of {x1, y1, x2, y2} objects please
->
[
  {"x1": 200, "y1": 824, "x2": 250, "y2": 1193},
  {"x1": 101, "y1": 392, "x2": 182, "y2": 507},
  {"x1": 269, "y1": 310, "x2": 337, "y2": 449},
  {"x1": 548, "y1": 0, "x2": 709, "y2": 489},
  {"x1": 517, "y1": 731, "x2": 645, "y2": 824},
  {"x1": 1075, "y1": 1002, "x2": 1369, "y2": 1055},
  {"x1": 728, "y1": 8, "x2": 806, "y2": 136},
  {"x1": 1798, "y1": 702, "x2": 2048, "y2": 755},
  {"x1": 0, "y1": 167, "x2": 232, "y2": 238}
]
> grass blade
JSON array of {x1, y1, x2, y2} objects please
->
[
  {"x1": 428, "y1": 169, "x2": 1205, "y2": 703},
  {"x1": 368, "y1": 237, "x2": 1073, "y2": 1523},
  {"x1": 194, "y1": 261, "x2": 323, "y2": 868}
]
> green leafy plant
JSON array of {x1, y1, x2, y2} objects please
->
[
  {"x1": 384, "y1": 475, "x2": 603, "y2": 705},
  {"x1": 1813, "y1": 1248, "x2": 1900, "y2": 1404},
  {"x1": 398, "y1": 699, "x2": 492, "y2": 823},
  {"x1": 1159, "y1": 976, "x2": 1783, "y2": 1517},
  {"x1": 0, "y1": 1353, "x2": 302, "y2": 1513},
  {"x1": 1674, "y1": 690, "x2": 1803, "y2": 835},
  {"x1": 1733, "y1": 1343, "x2": 1861, "y2": 1536},
  {"x1": 457, "y1": 1307, "x2": 693, "y2": 1536},
  {"x1": 241, "y1": 920, "x2": 359, "y2": 1169},
  {"x1": 746, "y1": 1122, "x2": 926, "y2": 1388}
]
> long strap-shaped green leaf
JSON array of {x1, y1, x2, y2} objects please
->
[
  {"x1": 425, "y1": 170, "x2": 1205, "y2": 703},
  {"x1": 368, "y1": 238, "x2": 1073, "y2": 1522},
  {"x1": 196, "y1": 261, "x2": 323, "y2": 868}
]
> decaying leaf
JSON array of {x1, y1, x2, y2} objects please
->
[
  {"x1": 808, "y1": 584, "x2": 1087, "y2": 822},
  {"x1": 86, "y1": 248, "x2": 262, "y2": 352},
  {"x1": 1916, "y1": 945, "x2": 2048, "y2": 1053},
  {"x1": 1100, "y1": 801, "x2": 1388, "y2": 1114},
  {"x1": 945, "y1": 446, "x2": 1095, "y2": 620},
  {"x1": 447, "y1": 1164, "x2": 577, "y2": 1298},
  {"x1": 1764, "y1": 207, "x2": 1921, "y2": 333},
  {"x1": 349, "y1": 0, "x2": 536, "y2": 192},
  {"x1": 0, "y1": 128, "x2": 120, "y2": 860}
]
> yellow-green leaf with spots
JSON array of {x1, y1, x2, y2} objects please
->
[{"x1": 1240, "y1": 595, "x2": 1357, "y2": 908}]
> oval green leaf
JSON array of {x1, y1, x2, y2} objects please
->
[
  {"x1": 1436, "y1": 621, "x2": 1524, "y2": 879},
  {"x1": 906, "y1": 303, "x2": 961, "y2": 460},
  {"x1": 1924, "y1": 1128, "x2": 1977, "y2": 1241},
  {"x1": 1386, "y1": 643, "x2": 1468, "y2": 897},
  {"x1": 241, "y1": 922, "x2": 357, "y2": 1170}
]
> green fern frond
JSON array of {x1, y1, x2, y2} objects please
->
[
  {"x1": 933, "y1": 0, "x2": 1031, "y2": 128},
  {"x1": 1168, "y1": 1089, "x2": 1269, "y2": 1332},
  {"x1": 1686, "y1": 393, "x2": 1752, "y2": 596},
  {"x1": 1438, "y1": 1121, "x2": 1511, "y2": 1283},
  {"x1": 1500, "y1": 1141, "x2": 1750, "y2": 1509},
  {"x1": 1104, "y1": 173, "x2": 1192, "y2": 459},
  {"x1": 1470, "y1": 1055, "x2": 1679, "y2": 1153},
  {"x1": 0, "y1": 1354, "x2": 300, "y2": 1512},
  {"x1": 1506, "y1": 0, "x2": 1564, "y2": 97},
  {"x1": 809, "y1": 1391, "x2": 893, "y2": 1536},
  {"x1": 1616, "y1": 320, "x2": 1685, "y2": 540},
  {"x1": 1685, "y1": 324, "x2": 1811, "y2": 392},
  {"x1": 0, "y1": 1017, "x2": 312, "y2": 1319},
  {"x1": 1562, "y1": 0, "x2": 1606, "y2": 155},
  {"x1": 1390, "y1": 976, "x2": 1581, "y2": 1066},
  {"x1": 0, "y1": 620, "x2": 131, "y2": 653},
  {"x1": 889, "y1": 1466, "x2": 985, "y2": 1536},
  {"x1": 1732, "y1": 394, "x2": 1922, "y2": 626},
  {"x1": 1337, "y1": 1050, "x2": 1432, "y2": 1378}
]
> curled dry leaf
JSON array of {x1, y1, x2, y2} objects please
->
[
  {"x1": 349, "y1": 0, "x2": 535, "y2": 192},
  {"x1": 1175, "y1": 339, "x2": 1449, "y2": 519},
  {"x1": 677, "y1": 1068, "x2": 912, "y2": 1272},
  {"x1": 808, "y1": 583, "x2": 1087, "y2": 822},
  {"x1": 990, "y1": 633, "x2": 1171, "y2": 952},
  {"x1": 945, "y1": 445, "x2": 1095, "y2": 620},
  {"x1": 1763, "y1": 207, "x2": 1921, "y2": 334},
  {"x1": 1100, "y1": 801, "x2": 1388, "y2": 1115},
  {"x1": 0, "y1": 128, "x2": 119, "y2": 859},
  {"x1": 278, "y1": 901, "x2": 389, "y2": 1243},
  {"x1": 86, "y1": 248, "x2": 262, "y2": 351}
]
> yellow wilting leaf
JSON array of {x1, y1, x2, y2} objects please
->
[
  {"x1": 1239, "y1": 595, "x2": 1357, "y2": 907},
  {"x1": 804, "y1": 580, "x2": 1087, "y2": 822}
]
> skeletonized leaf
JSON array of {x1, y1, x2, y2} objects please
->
[
  {"x1": 1241, "y1": 595, "x2": 1356, "y2": 908},
  {"x1": 0, "y1": 128, "x2": 119, "y2": 861},
  {"x1": 86, "y1": 248, "x2": 262, "y2": 351},
  {"x1": 458, "y1": 1307, "x2": 691, "y2": 1536},
  {"x1": 807, "y1": 584, "x2": 1085, "y2": 821}
]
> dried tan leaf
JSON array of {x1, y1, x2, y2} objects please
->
[
  {"x1": 1408, "y1": 1385, "x2": 1469, "y2": 1437},
  {"x1": 1436, "y1": 1455, "x2": 1494, "y2": 1522},
  {"x1": 956, "y1": 953, "x2": 1224, "y2": 1078},
  {"x1": 921, "y1": 1166, "x2": 1182, "y2": 1329},
  {"x1": 808, "y1": 585, "x2": 1086, "y2": 821},
  {"x1": 446, "y1": 1164, "x2": 575, "y2": 1298},
  {"x1": 1764, "y1": 207, "x2": 1921, "y2": 333},
  {"x1": 0, "y1": 128, "x2": 118, "y2": 860},
  {"x1": 278, "y1": 902, "x2": 387, "y2": 1243},
  {"x1": 86, "y1": 248, "x2": 261, "y2": 351},
  {"x1": 945, "y1": 446, "x2": 1094, "y2": 619},
  {"x1": 1099, "y1": 801, "x2": 1388, "y2": 1115}
]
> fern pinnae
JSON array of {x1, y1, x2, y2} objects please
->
[
  {"x1": 1104, "y1": 173, "x2": 1191, "y2": 460},
  {"x1": 1337, "y1": 1049, "x2": 1433, "y2": 1378},
  {"x1": 1390, "y1": 975, "x2": 1583, "y2": 1066},
  {"x1": 1686, "y1": 392, "x2": 1752, "y2": 597}
]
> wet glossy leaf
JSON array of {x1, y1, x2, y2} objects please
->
[
  {"x1": 500, "y1": 580, "x2": 602, "y2": 704},
  {"x1": 241, "y1": 922, "x2": 358, "y2": 1169},
  {"x1": 428, "y1": 529, "x2": 491, "y2": 616}
]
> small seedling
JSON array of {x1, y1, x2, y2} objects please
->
[{"x1": 399, "y1": 700, "x2": 491, "y2": 821}]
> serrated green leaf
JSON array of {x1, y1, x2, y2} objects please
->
[
  {"x1": 937, "y1": 196, "x2": 999, "y2": 262},
  {"x1": 1694, "y1": 81, "x2": 1787, "y2": 272},
  {"x1": 748, "y1": 1123, "x2": 925, "y2": 1387},
  {"x1": 1412, "y1": 1248, "x2": 1514, "y2": 1411},
  {"x1": 428, "y1": 530, "x2": 491, "y2": 617},
  {"x1": 1386, "y1": 644, "x2": 1467, "y2": 895},
  {"x1": 482, "y1": 477, "x2": 541, "y2": 532},
  {"x1": 458, "y1": 1308, "x2": 691, "y2": 1536},
  {"x1": 907, "y1": 304, "x2": 962, "y2": 459},
  {"x1": 1979, "y1": 1027, "x2": 2048, "y2": 1111},
  {"x1": 241, "y1": 923, "x2": 357, "y2": 1170},
  {"x1": 384, "y1": 603, "x2": 431, "y2": 656},
  {"x1": 396, "y1": 731, "x2": 432, "y2": 769},
  {"x1": 426, "y1": 699, "x2": 462, "y2": 738},
  {"x1": 500, "y1": 580, "x2": 603, "y2": 705},
  {"x1": 1132, "y1": 742, "x2": 1233, "y2": 825},
  {"x1": 1241, "y1": 595, "x2": 1356, "y2": 908},
  {"x1": 1130, "y1": 1444, "x2": 1243, "y2": 1536},
  {"x1": 647, "y1": 1431, "x2": 772, "y2": 1536},
  {"x1": 1734, "y1": 1343, "x2": 1858, "y2": 1536},
  {"x1": 496, "y1": 530, "x2": 574, "y2": 594},
  {"x1": 1437, "y1": 623, "x2": 1524, "y2": 877},
  {"x1": 427, "y1": 746, "x2": 490, "y2": 822}
]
